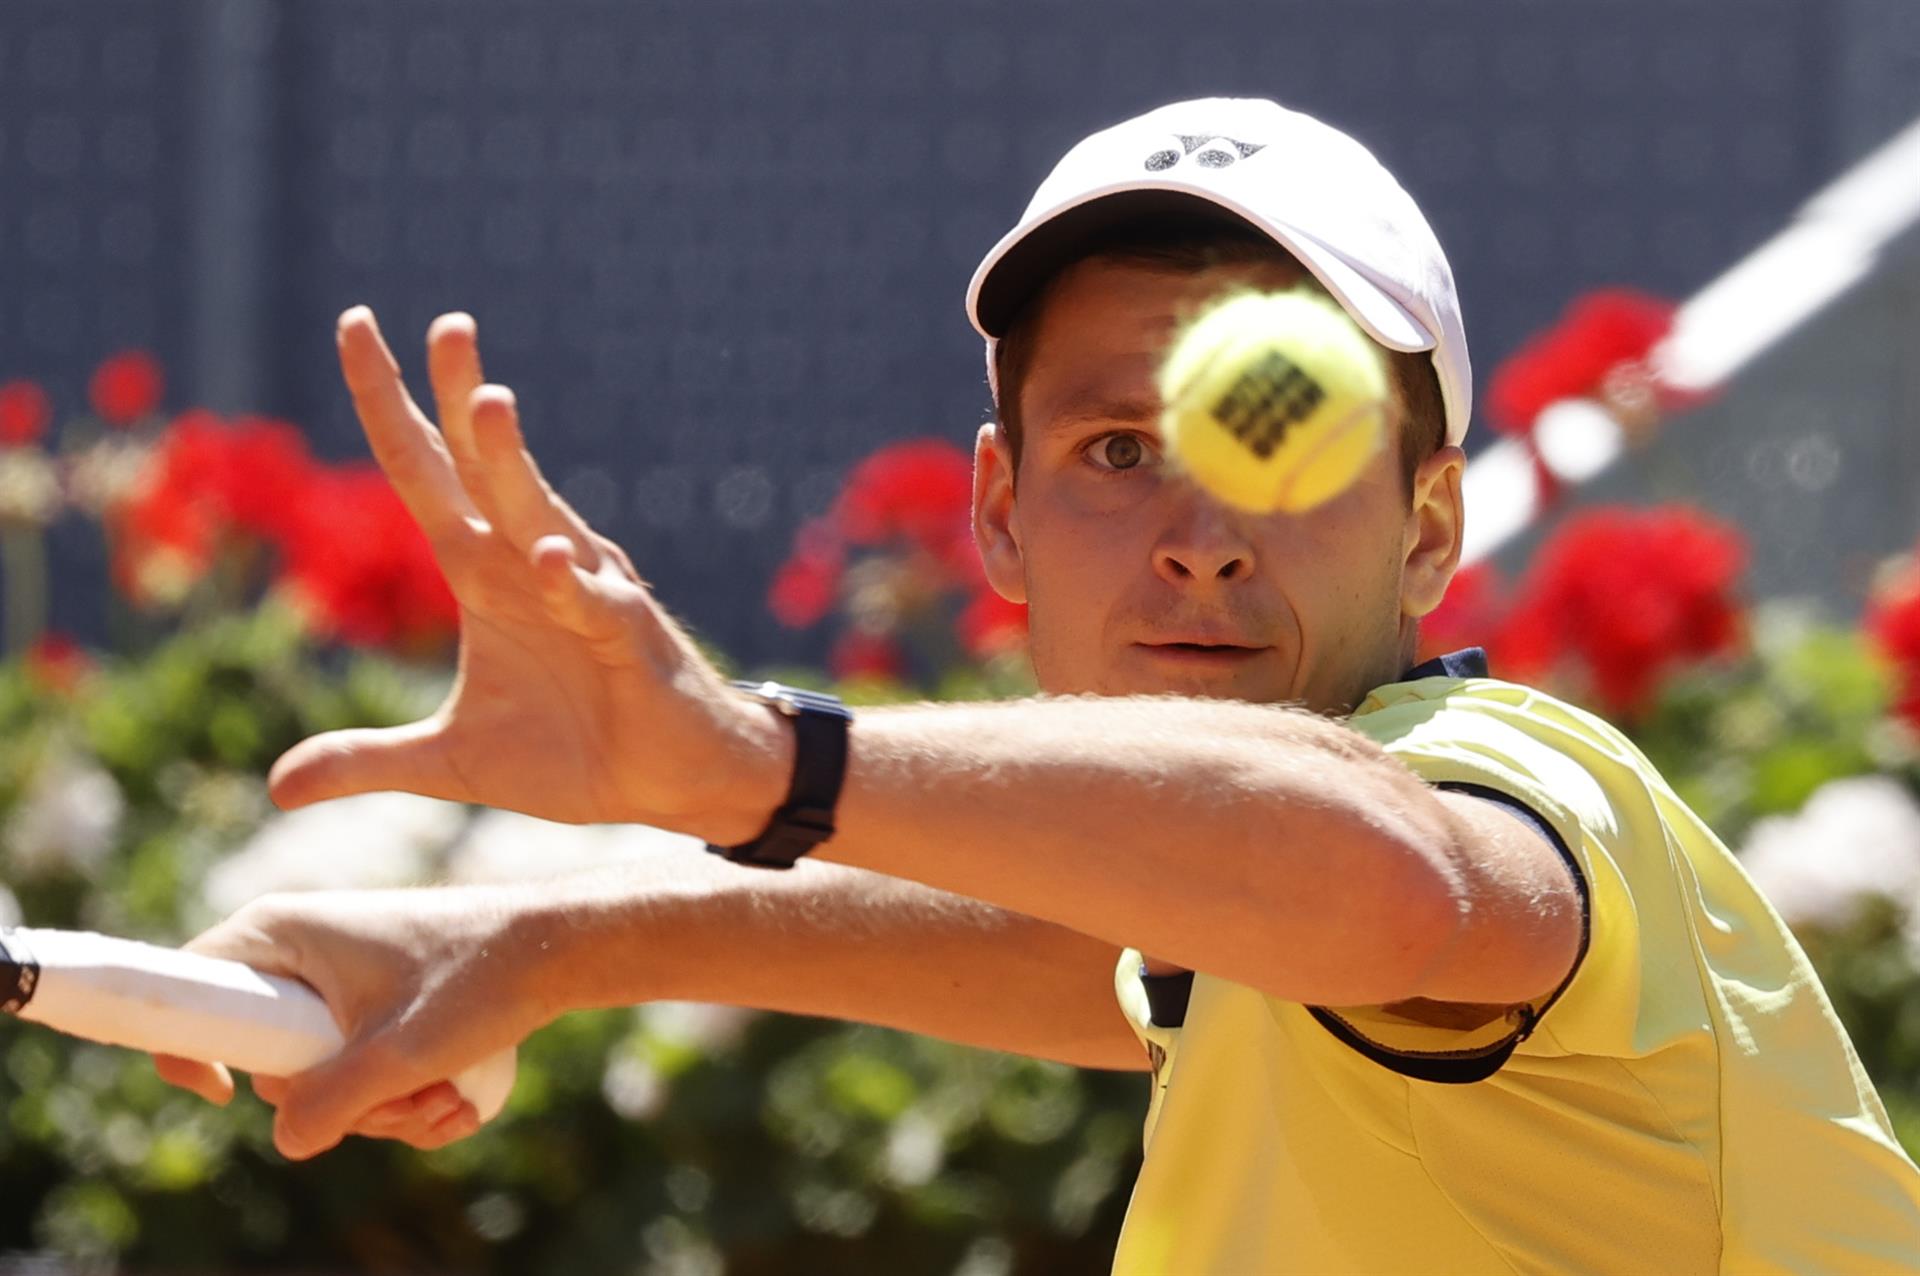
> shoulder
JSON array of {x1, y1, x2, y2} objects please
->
[
  {"x1": 1345, "y1": 658, "x2": 1735, "y2": 1064},
  {"x1": 1351, "y1": 664, "x2": 1644, "y2": 847}
]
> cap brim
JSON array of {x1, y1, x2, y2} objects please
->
[{"x1": 967, "y1": 185, "x2": 1435, "y2": 354}]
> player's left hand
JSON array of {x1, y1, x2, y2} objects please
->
[
  {"x1": 153, "y1": 885, "x2": 548, "y2": 1159},
  {"x1": 266, "y1": 308, "x2": 790, "y2": 843}
]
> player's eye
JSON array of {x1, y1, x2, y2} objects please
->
[{"x1": 1084, "y1": 432, "x2": 1157, "y2": 473}]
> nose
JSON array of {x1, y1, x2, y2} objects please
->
[{"x1": 1153, "y1": 495, "x2": 1256, "y2": 585}]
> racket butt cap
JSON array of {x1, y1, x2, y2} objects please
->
[{"x1": 0, "y1": 929, "x2": 40, "y2": 1014}]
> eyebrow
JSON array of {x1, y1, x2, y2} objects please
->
[{"x1": 1039, "y1": 395, "x2": 1162, "y2": 433}]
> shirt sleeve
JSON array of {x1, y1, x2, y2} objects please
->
[{"x1": 1317, "y1": 679, "x2": 1710, "y2": 1072}]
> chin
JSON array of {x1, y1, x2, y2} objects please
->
[
  {"x1": 1163, "y1": 675, "x2": 1293, "y2": 704},
  {"x1": 1100, "y1": 649, "x2": 1296, "y2": 704}
]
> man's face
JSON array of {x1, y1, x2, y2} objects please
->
[{"x1": 973, "y1": 256, "x2": 1463, "y2": 713}]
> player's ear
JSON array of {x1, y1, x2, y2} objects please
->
[
  {"x1": 1401, "y1": 443, "x2": 1464, "y2": 619},
  {"x1": 973, "y1": 422, "x2": 1027, "y2": 604}
]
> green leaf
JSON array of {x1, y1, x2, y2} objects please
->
[{"x1": 824, "y1": 1054, "x2": 918, "y2": 1122}]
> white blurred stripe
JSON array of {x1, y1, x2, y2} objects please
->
[
  {"x1": 1534, "y1": 401, "x2": 1626, "y2": 483},
  {"x1": 1654, "y1": 225, "x2": 1875, "y2": 394},
  {"x1": 1460, "y1": 440, "x2": 1542, "y2": 567},
  {"x1": 1659, "y1": 113, "x2": 1920, "y2": 392},
  {"x1": 1466, "y1": 112, "x2": 1920, "y2": 564}
]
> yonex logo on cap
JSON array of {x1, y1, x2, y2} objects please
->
[{"x1": 1144, "y1": 134, "x2": 1267, "y2": 172}]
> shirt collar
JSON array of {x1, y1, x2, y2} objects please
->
[{"x1": 1400, "y1": 646, "x2": 1489, "y2": 682}]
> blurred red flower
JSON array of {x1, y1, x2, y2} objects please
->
[
  {"x1": 111, "y1": 412, "x2": 317, "y2": 603},
  {"x1": 1865, "y1": 549, "x2": 1920, "y2": 731},
  {"x1": 219, "y1": 415, "x2": 317, "y2": 542},
  {"x1": 24, "y1": 633, "x2": 93, "y2": 696},
  {"x1": 830, "y1": 629, "x2": 906, "y2": 682},
  {"x1": 768, "y1": 437, "x2": 1020, "y2": 678},
  {"x1": 835, "y1": 439, "x2": 975, "y2": 571},
  {"x1": 112, "y1": 412, "x2": 235, "y2": 600},
  {"x1": 959, "y1": 588, "x2": 1027, "y2": 658},
  {"x1": 114, "y1": 412, "x2": 455, "y2": 651},
  {"x1": 768, "y1": 518, "x2": 845, "y2": 629},
  {"x1": 1417, "y1": 562, "x2": 1507, "y2": 665},
  {"x1": 0, "y1": 380, "x2": 53, "y2": 447},
  {"x1": 1496, "y1": 506, "x2": 1747, "y2": 716},
  {"x1": 277, "y1": 465, "x2": 457, "y2": 651},
  {"x1": 1486, "y1": 290, "x2": 1675, "y2": 439},
  {"x1": 769, "y1": 439, "x2": 985, "y2": 630},
  {"x1": 89, "y1": 350, "x2": 165, "y2": 426}
]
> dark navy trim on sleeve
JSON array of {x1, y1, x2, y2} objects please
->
[
  {"x1": 1140, "y1": 962, "x2": 1195, "y2": 1029},
  {"x1": 1121, "y1": 649, "x2": 1554, "y2": 1055},
  {"x1": 1434, "y1": 781, "x2": 1593, "y2": 1030},
  {"x1": 1305, "y1": 781, "x2": 1592, "y2": 1085},
  {"x1": 1306, "y1": 1004, "x2": 1526, "y2": 1084}
]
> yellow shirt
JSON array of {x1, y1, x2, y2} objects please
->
[{"x1": 1113, "y1": 658, "x2": 1920, "y2": 1274}]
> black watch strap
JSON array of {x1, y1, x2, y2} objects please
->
[{"x1": 705, "y1": 681, "x2": 852, "y2": 869}]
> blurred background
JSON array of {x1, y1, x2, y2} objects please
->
[
  {"x1": 2, "y1": 1, "x2": 1919, "y2": 1273},
  {"x1": 3, "y1": 0, "x2": 1915, "y2": 659}
]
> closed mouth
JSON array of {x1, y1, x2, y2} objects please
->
[
  {"x1": 1156, "y1": 642, "x2": 1257, "y2": 651},
  {"x1": 1139, "y1": 641, "x2": 1268, "y2": 658}
]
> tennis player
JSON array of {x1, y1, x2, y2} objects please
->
[{"x1": 159, "y1": 98, "x2": 1920, "y2": 1271}]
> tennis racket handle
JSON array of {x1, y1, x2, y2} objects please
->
[{"x1": 2, "y1": 927, "x2": 515, "y2": 1121}]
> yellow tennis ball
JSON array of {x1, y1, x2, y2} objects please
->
[{"x1": 1157, "y1": 289, "x2": 1390, "y2": 514}]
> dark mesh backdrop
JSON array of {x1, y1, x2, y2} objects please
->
[{"x1": 4, "y1": 0, "x2": 1915, "y2": 663}]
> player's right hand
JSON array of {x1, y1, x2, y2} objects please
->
[
  {"x1": 152, "y1": 885, "x2": 552, "y2": 1160},
  {"x1": 260, "y1": 308, "x2": 792, "y2": 847}
]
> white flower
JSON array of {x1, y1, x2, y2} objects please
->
[
  {"x1": 883, "y1": 1111, "x2": 946, "y2": 1187},
  {"x1": 63, "y1": 436, "x2": 152, "y2": 516},
  {"x1": 0, "y1": 449, "x2": 62, "y2": 526},
  {"x1": 202, "y1": 791, "x2": 469, "y2": 915},
  {"x1": 601, "y1": 1050, "x2": 666, "y2": 1121},
  {"x1": 641, "y1": 1001, "x2": 756, "y2": 1054},
  {"x1": 443, "y1": 810, "x2": 700, "y2": 885},
  {"x1": 3, "y1": 747, "x2": 124, "y2": 878},
  {"x1": 1738, "y1": 776, "x2": 1920, "y2": 930}
]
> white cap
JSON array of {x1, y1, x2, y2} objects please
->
[{"x1": 967, "y1": 97, "x2": 1472, "y2": 446}]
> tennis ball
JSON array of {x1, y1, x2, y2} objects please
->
[{"x1": 1157, "y1": 289, "x2": 1390, "y2": 514}]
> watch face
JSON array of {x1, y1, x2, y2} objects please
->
[
  {"x1": 737, "y1": 680, "x2": 850, "y2": 718},
  {"x1": 740, "y1": 680, "x2": 800, "y2": 715}
]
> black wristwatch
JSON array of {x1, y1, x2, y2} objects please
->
[{"x1": 705, "y1": 680, "x2": 853, "y2": 869}]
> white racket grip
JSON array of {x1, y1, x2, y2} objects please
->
[{"x1": 2, "y1": 928, "x2": 515, "y2": 1121}]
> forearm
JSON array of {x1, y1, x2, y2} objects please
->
[
  {"x1": 522, "y1": 853, "x2": 1144, "y2": 1071},
  {"x1": 812, "y1": 696, "x2": 1467, "y2": 1008}
]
